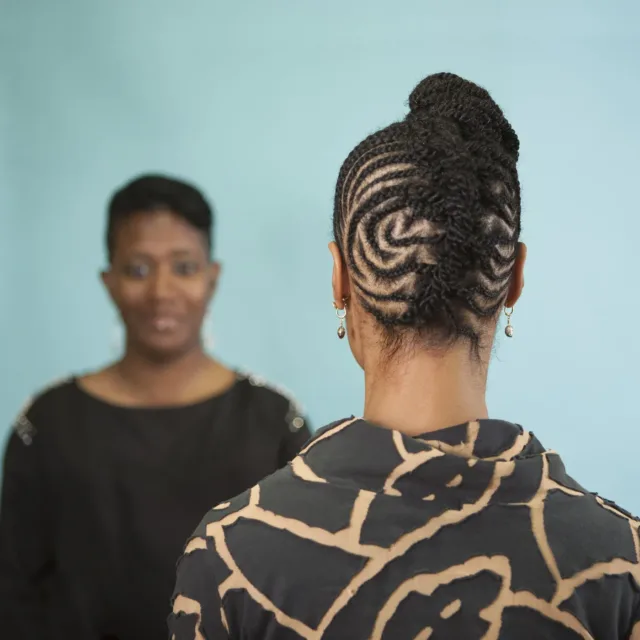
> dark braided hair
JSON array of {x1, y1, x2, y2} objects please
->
[
  {"x1": 333, "y1": 72, "x2": 521, "y2": 353},
  {"x1": 106, "y1": 174, "x2": 214, "y2": 262}
]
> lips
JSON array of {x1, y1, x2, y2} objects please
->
[{"x1": 150, "y1": 316, "x2": 180, "y2": 332}]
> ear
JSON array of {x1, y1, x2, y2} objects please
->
[
  {"x1": 328, "y1": 242, "x2": 351, "y2": 309},
  {"x1": 505, "y1": 242, "x2": 527, "y2": 308},
  {"x1": 100, "y1": 269, "x2": 117, "y2": 305},
  {"x1": 206, "y1": 262, "x2": 221, "y2": 301}
]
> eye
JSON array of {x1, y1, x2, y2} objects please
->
[
  {"x1": 174, "y1": 261, "x2": 200, "y2": 276},
  {"x1": 123, "y1": 263, "x2": 150, "y2": 279}
]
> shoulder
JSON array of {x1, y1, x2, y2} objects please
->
[
  {"x1": 191, "y1": 485, "x2": 258, "y2": 538},
  {"x1": 543, "y1": 467, "x2": 640, "y2": 580},
  {"x1": 11, "y1": 376, "x2": 77, "y2": 445},
  {"x1": 587, "y1": 492, "x2": 640, "y2": 536},
  {"x1": 546, "y1": 454, "x2": 640, "y2": 531},
  {"x1": 236, "y1": 371, "x2": 309, "y2": 434},
  {"x1": 549, "y1": 486, "x2": 640, "y2": 620},
  {"x1": 190, "y1": 439, "x2": 341, "y2": 543},
  {"x1": 184, "y1": 467, "x2": 301, "y2": 556}
]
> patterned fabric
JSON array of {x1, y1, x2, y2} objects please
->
[{"x1": 169, "y1": 418, "x2": 640, "y2": 639}]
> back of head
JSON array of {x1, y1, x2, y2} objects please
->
[
  {"x1": 106, "y1": 174, "x2": 214, "y2": 261},
  {"x1": 333, "y1": 72, "x2": 521, "y2": 353}
]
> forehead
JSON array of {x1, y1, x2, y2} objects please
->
[{"x1": 111, "y1": 209, "x2": 208, "y2": 257}]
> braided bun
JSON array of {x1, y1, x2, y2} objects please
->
[{"x1": 408, "y1": 72, "x2": 519, "y2": 159}]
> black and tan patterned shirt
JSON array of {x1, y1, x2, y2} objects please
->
[{"x1": 169, "y1": 418, "x2": 640, "y2": 639}]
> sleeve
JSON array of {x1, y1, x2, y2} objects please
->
[
  {"x1": 0, "y1": 412, "x2": 52, "y2": 638},
  {"x1": 168, "y1": 546, "x2": 229, "y2": 640}
]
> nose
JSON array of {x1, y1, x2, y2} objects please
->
[{"x1": 148, "y1": 264, "x2": 175, "y2": 301}]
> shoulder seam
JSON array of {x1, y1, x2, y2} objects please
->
[
  {"x1": 238, "y1": 370, "x2": 307, "y2": 432},
  {"x1": 12, "y1": 375, "x2": 73, "y2": 445}
]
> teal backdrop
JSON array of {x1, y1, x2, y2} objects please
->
[{"x1": 1, "y1": 1, "x2": 639, "y2": 508}]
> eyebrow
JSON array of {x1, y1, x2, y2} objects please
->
[
  {"x1": 124, "y1": 248, "x2": 200, "y2": 260},
  {"x1": 170, "y1": 249, "x2": 198, "y2": 258}
]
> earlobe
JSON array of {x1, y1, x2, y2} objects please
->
[
  {"x1": 101, "y1": 269, "x2": 118, "y2": 306},
  {"x1": 101, "y1": 269, "x2": 112, "y2": 292},
  {"x1": 207, "y1": 263, "x2": 221, "y2": 299},
  {"x1": 505, "y1": 242, "x2": 527, "y2": 308},
  {"x1": 328, "y1": 242, "x2": 351, "y2": 305}
]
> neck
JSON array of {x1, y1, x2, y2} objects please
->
[
  {"x1": 363, "y1": 343, "x2": 489, "y2": 437},
  {"x1": 115, "y1": 342, "x2": 212, "y2": 404}
]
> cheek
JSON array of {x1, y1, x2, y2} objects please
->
[
  {"x1": 182, "y1": 280, "x2": 211, "y2": 312},
  {"x1": 113, "y1": 285, "x2": 147, "y2": 314}
]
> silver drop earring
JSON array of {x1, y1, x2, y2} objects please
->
[
  {"x1": 333, "y1": 300, "x2": 347, "y2": 339},
  {"x1": 504, "y1": 306, "x2": 514, "y2": 338}
]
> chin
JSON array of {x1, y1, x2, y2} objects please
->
[{"x1": 139, "y1": 338, "x2": 196, "y2": 362}]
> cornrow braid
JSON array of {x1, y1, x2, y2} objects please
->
[{"x1": 333, "y1": 72, "x2": 521, "y2": 352}]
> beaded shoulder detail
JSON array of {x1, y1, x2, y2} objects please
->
[
  {"x1": 12, "y1": 376, "x2": 72, "y2": 446},
  {"x1": 238, "y1": 371, "x2": 307, "y2": 432}
]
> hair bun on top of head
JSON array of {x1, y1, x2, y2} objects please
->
[{"x1": 407, "y1": 72, "x2": 519, "y2": 160}]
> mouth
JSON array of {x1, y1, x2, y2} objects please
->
[{"x1": 149, "y1": 316, "x2": 180, "y2": 332}]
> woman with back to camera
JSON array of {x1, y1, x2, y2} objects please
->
[
  {"x1": 169, "y1": 74, "x2": 640, "y2": 639},
  {"x1": 0, "y1": 175, "x2": 311, "y2": 640}
]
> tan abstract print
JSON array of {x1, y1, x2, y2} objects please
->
[{"x1": 170, "y1": 419, "x2": 640, "y2": 639}]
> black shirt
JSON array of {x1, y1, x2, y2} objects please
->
[
  {"x1": 170, "y1": 418, "x2": 640, "y2": 639},
  {"x1": 0, "y1": 374, "x2": 311, "y2": 640}
]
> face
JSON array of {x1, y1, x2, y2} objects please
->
[{"x1": 102, "y1": 209, "x2": 219, "y2": 361}]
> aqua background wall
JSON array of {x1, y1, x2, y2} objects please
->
[{"x1": 1, "y1": 1, "x2": 639, "y2": 508}]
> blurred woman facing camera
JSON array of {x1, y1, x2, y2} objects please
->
[{"x1": 0, "y1": 175, "x2": 311, "y2": 640}]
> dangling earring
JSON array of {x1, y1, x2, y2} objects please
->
[
  {"x1": 333, "y1": 299, "x2": 348, "y2": 339},
  {"x1": 504, "y1": 306, "x2": 514, "y2": 338}
]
